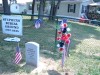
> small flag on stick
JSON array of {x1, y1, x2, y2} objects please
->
[
  {"x1": 35, "y1": 20, "x2": 40, "y2": 29},
  {"x1": 14, "y1": 43, "x2": 22, "y2": 64}
]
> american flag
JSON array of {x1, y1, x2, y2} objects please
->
[
  {"x1": 14, "y1": 46, "x2": 22, "y2": 64},
  {"x1": 35, "y1": 21, "x2": 40, "y2": 29}
]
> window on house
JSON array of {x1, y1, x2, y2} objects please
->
[
  {"x1": 81, "y1": 5, "x2": 87, "y2": 13},
  {"x1": 68, "y1": 4, "x2": 76, "y2": 13}
]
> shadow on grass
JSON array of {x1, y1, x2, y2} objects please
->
[
  {"x1": 21, "y1": 64, "x2": 37, "y2": 73},
  {"x1": 0, "y1": 46, "x2": 21, "y2": 74},
  {"x1": 40, "y1": 50, "x2": 62, "y2": 60},
  {"x1": 66, "y1": 51, "x2": 100, "y2": 75},
  {"x1": 72, "y1": 52, "x2": 100, "y2": 61},
  {"x1": 70, "y1": 22, "x2": 100, "y2": 40},
  {"x1": 47, "y1": 70, "x2": 61, "y2": 75},
  {"x1": 68, "y1": 22, "x2": 100, "y2": 50}
]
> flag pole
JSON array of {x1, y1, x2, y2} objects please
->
[{"x1": 17, "y1": 41, "x2": 19, "y2": 47}]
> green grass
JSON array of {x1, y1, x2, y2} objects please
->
[
  {"x1": 0, "y1": 16, "x2": 100, "y2": 75},
  {"x1": 64, "y1": 22, "x2": 100, "y2": 75}
]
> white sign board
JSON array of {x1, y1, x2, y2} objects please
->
[{"x1": 2, "y1": 15, "x2": 22, "y2": 35}]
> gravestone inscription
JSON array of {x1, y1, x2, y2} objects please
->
[{"x1": 25, "y1": 42, "x2": 39, "y2": 67}]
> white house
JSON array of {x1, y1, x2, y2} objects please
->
[
  {"x1": 10, "y1": 3, "x2": 27, "y2": 14},
  {"x1": 0, "y1": 0, "x2": 94, "y2": 18},
  {"x1": 57, "y1": 0, "x2": 94, "y2": 18},
  {"x1": 26, "y1": 0, "x2": 94, "y2": 18}
]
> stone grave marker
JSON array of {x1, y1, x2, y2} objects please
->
[{"x1": 25, "y1": 42, "x2": 39, "y2": 67}]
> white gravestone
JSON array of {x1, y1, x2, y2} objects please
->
[{"x1": 25, "y1": 42, "x2": 39, "y2": 67}]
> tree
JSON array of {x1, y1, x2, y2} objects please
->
[
  {"x1": 31, "y1": 0, "x2": 36, "y2": 20},
  {"x1": 38, "y1": 0, "x2": 46, "y2": 20},
  {"x1": 49, "y1": 0, "x2": 61, "y2": 21},
  {"x1": 2, "y1": 0, "x2": 10, "y2": 14},
  {"x1": 32, "y1": 0, "x2": 61, "y2": 21},
  {"x1": 31, "y1": 0, "x2": 46, "y2": 20},
  {"x1": 49, "y1": 0, "x2": 55, "y2": 20},
  {"x1": 54, "y1": 0, "x2": 61, "y2": 17}
]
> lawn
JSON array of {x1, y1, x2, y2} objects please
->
[{"x1": 0, "y1": 16, "x2": 100, "y2": 75}]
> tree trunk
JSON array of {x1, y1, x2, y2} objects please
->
[
  {"x1": 49, "y1": 0, "x2": 61, "y2": 21},
  {"x1": 54, "y1": 0, "x2": 61, "y2": 17},
  {"x1": 31, "y1": 0, "x2": 35, "y2": 20},
  {"x1": 38, "y1": 0, "x2": 44, "y2": 21},
  {"x1": 43, "y1": 0, "x2": 46, "y2": 13},
  {"x1": 2, "y1": 0, "x2": 10, "y2": 14},
  {"x1": 49, "y1": 0, "x2": 55, "y2": 20}
]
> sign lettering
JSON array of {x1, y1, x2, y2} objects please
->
[{"x1": 2, "y1": 15, "x2": 23, "y2": 35}]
